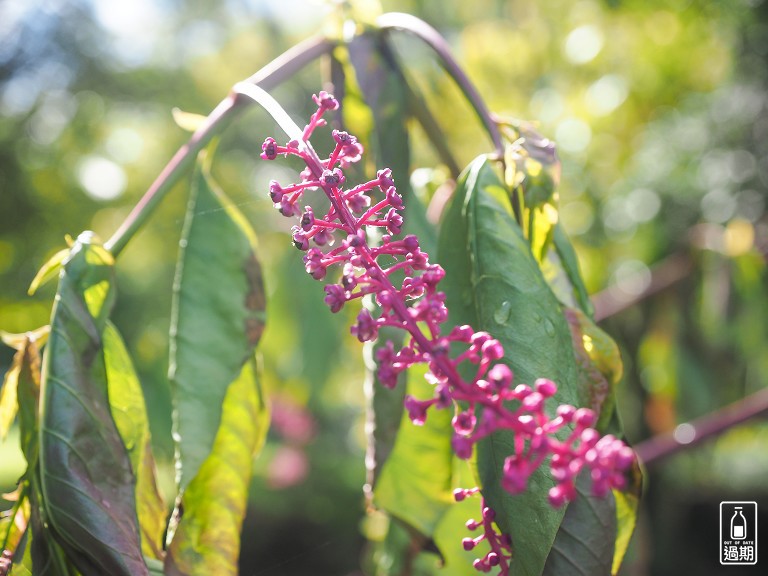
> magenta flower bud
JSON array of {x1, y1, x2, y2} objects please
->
[
  {"x1": 347, "y1": 192, "x2": 370, "y2": 214},
  {"x1": 385, "y1": 186, "x2": 404, "y2": 210},
  {"x1": 513, "y1": 383, "x2": 532, "y2": 399},
  {"x1": 454, "y1": 488, "x2": 468, "y2": 502},
  {"x1": 462, "y1": 537, "x2": 477, "y2": 551},
  {"x1": 312, "y1": 90, "x2": 339, "y2": 110},
  {"x1": 481, "y1": 339, "x2": 504, "y2": 361},
  {"x1": 488, "y1": 364, "x2": 513, "y2": 389},
  {"x1": 404, "y1": 395, "x2": 430, "y2": 425},
  {"x1": 321, "y1": 169, "x2": 341, "y2": 187},
  {"x1": 279, "y1": 197, "x2": 296, "y2": 217},
  {"x1": 556, "y1": 404, "x2": 576, "y2": 421},
  {"x1": 502, "y1": 457, "x2": 528, "y2": 493},
  {"x1": 313, "y1": 227, "x2": 334, "y2": 246},
  {"x1": 471, "y1": 331, "x2": 491, "y2": 347},
  {"x1": 292, "y1": 227, "x2": 309, "y2": 251},
  {"x1": 260, "y1": 137, "x2": 277, "y2": 160},
  {"x1": 422, "y1": 264, "x2": 446, "y2": 288},
  {"x1": 377, "y1": 168, "x2": 395, "y2": 189},
  {"x1": 332, "y1": 129, "x2": 351, "y2": 144},
  {"x1": 452, "y1": 410, "x2": 476, "y2": 435},
  {"x1": 548, "y1": 485, "x2": 567, "y2": 507},
  {"x1": 574, "y1": 408, "x2": 597, "y2": 428},
  {"x1": 385, "y1": 207, "x2": 403, "y2": 235},
  {"x1": 522, "y1": 391, "x2": 544, "y2": 412},
  {"x1": 351, "y1": 308, "x2": 378, "y2": 342},
  {"x1": 535, "y1": 378, "x2": 557, "y2": 397},
  {"x1": 269, "y1": 180, "x2": 284, "y2": 202},
  {"x1": 300, "y1": 206, "x2": 315, "y2": 231},
  {"x1": 487, "y1": 552, "x2": 500, "y2": 567},
  {"x1": 303, "y1": 249, "x2": 327, "y2": 280},
  {"x1": 449, "y1": 324, "x2": 475, "y2": 342},
  {"x1": 482, "y1": 506, "x2": 495, "y2": 520},
  {"x1": 465, "y1": 518, "x2": 479, "y2": 530},
  {"x1": 452, "y1": 434, "x2": 474, "y2": 459},
  {"x1": 580, "y1": 428, "x2": 600, "y2": 446},
  {"x1": 323, "y1": 284, "x2": 346, "y2": 313},
  {"x1": 402, "y1": 234, "x2": 419, "y2": 252}
]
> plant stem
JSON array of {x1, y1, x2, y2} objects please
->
[
  {"x1": 377, "y1": 12, "x2": 505, "y2": 159},
  {"x1": 591, "y1": 252, "x2": 692, "y2": 322},
  {"x1": 104, "y1": 35, "x2": 334, "y2": 257},
  {"x1": 634, "y1": 386, "x2": 768, "y2": 465}
]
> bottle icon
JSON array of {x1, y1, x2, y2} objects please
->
[{"x1": 731, "y1": 507, "x2": 747, "y2": 540}]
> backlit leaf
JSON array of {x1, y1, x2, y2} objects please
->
[
  {"x1": 164, "y1": 355, "x2": 268, "y2": 576},
  {"x1": 39, "y1": 231, "x2": 147, "y2": 576},
  {"x1": 103, "y1": 322, "x2": 166, "y2": 560},
  {"x1": 169, "y1": 150, "x2": 266, "y2": 491},
  {"x1": 438, "y1": 157, "x2": 581, "y2": 576},
  {"x1": 375, "y1": 363, "x2": 454, "y2": 538}
]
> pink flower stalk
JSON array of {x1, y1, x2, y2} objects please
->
[
  {"x1": 455, "y1": 490, "x2": 512, "y2": 575},
  {"x1": 260, "y1": 92, "x2": 634, "y2": 573}
]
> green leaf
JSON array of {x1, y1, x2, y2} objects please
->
[
  {"x1": 438, "y1": 157, "x2": 581, "y2": 576},
  {"x1": 542, "y1": 472, "x2": 617, "y2": 576},
  {"x1": 164, "y1": 355, "x2": 268, "y2": 576},
  {"x1": 169, "y1": 150, "x2": 266, "y2": 491},
  {"x1": 103, "y1": 322, "x2": 167, "y2": 560},
  {"x1": 39, "y1": 231, "x2": 148, "y2": 576},
  {"x1": 375, "y1": 363, "x2": 454, "y2": 538}
]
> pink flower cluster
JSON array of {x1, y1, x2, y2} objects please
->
[{"x1": 260, "y1": 92, "x2": 634, "y2": 573}]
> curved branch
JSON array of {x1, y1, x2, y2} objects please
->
[
  {"x1": 377, "y1": 12, "x2": 504, "y2": 159},
  {"x1": 105, "y1": 35, "x2": 334, "y2": 257},
  {"x1": 634, "y1": 386, "x2": 768, "y2": 466}
]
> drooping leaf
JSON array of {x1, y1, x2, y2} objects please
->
[
  {"x1": 39, "y1": 232, "x2": 147, "y2": 575},
  {"x1": 103, "y1": 322, "x2": 166, "y2": 560},
  {"x1": 542, "y1": 472, "x2": 617, "y2": 576},
  {"x1": 375, "y1": 363, "x2": 454, "y2": 538},
  {"x1": 347, "y1": 29, "x2": 436, "y2": 255},
  {"x1": 164, "y1": 355, "x2": 268, "y2": 576},
  {"x1": 438, "y1": 157, "x2": 581, "y2": 576},
  {"x1": 611, "y1": 462, "x2": 642, "y2": 575},
  {"x1": 0, "y1": 355, "x2": 20, "y2": 440},
  {"x1": 27, "y1": 249, "x2": 68, "y2": 296},
  {"x1": 169, "y1": 150, "x2": 266, "y2": 491}
]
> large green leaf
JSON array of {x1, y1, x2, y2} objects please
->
[
  {"x1": 169, "y1": 151, "x2": 266, "y2": 491},
  {"x1": 103, "y1": 322, "x2": 167, "y2": 560},
  {"x1": 39, "y1": 231, "x2": 147, "y2": 576},
  {"x1": 347, "y1": 29, "x2": 436, "y2": 256},
  {"x1": 164, "y1": 355, "x2": 268, "y2": 576},
  {"x1": 438, "y1": 157, "x2": 581, "y2": 576}
]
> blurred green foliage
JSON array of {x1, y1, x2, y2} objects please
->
[{"x1": 2, "y1": 0, "x2": 767, "y2": 574}]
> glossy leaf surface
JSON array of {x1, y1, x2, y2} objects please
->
[{"x1": 439, "y1": 157, "x2": 580, "y2": 576}]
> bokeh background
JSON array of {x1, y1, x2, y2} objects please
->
[{"x1": 2, "y1": 0, "x2": 768, "y2": 574}]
